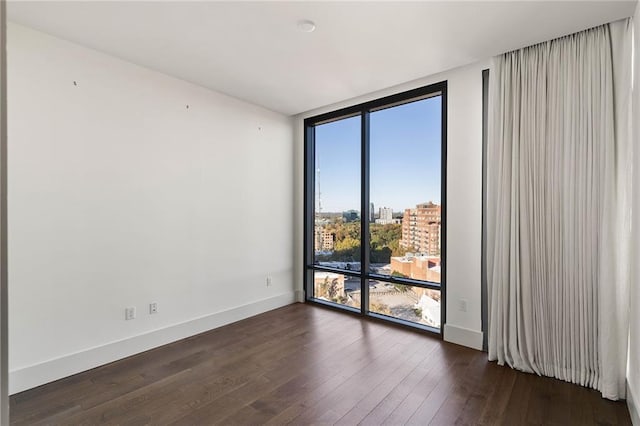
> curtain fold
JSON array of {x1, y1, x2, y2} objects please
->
[{"x1": 486, "y1": 19, "x2": 631, "y2": 400}]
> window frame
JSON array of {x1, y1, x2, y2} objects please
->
[
  {"x1": 481, "y1": 69, "x2": 489, "y2": 351},
  {"x1": 303, "y1": 81, "x2": 448, "y2": 337}
]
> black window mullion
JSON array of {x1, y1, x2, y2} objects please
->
[
  {"x1": 308, "y1": 264, "x2": 362, "y2": 279},
  {"x1": 440, "y1": 84, "x2": 448, "y2": 338},
  {"x1": 481, "y1": 68, "x2": 489, "y2": 350},
  {"x1": 365, "y1": 273, "x2": 442, "y2": 291},
  {"x1": 303, "y1": 123, "x2": 315, "y2": 300},
  {"x1": 360, "y1": 111, "x2": 370, "y2": 315}
]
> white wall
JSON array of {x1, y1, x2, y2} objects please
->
[
  {"x1": 7, "y1": 23, "x2": 295, "y2": 394},
  {"x1": 295, "y1": 60, "x2": 487, "y2": 350},
  {"x1": 628, "y1": 4, "x2": 640, "y2": 424}
]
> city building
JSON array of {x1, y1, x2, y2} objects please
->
[
  {"x1": 400, "y1": 202, "x2": 441, "y2": 255},
  {"x1": 375, "y1": 206, "x2": 400, "y2": 225},
  {"x1": 414, "y1": 291, "x2": 441, "y2": 327},
  {"x1": 342, "y1": 209, "x2": 359, "y2": 222},
  {"x1": 314, "y1": 227, "x2": 334, "y2": 251},
  {"x1": 379, "y1": 207, "x2": 392, "y2": 222},
  {"x1": 390, "y1": 253, "x2": 441, "y2": 283}
]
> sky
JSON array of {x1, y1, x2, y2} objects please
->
[{"x1": 314, "y1": 96, "x2": 442, "y2": 213}]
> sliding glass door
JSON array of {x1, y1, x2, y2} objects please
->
[{"x1": 304, "y1": 82, "x2": 446, "y2": 334}]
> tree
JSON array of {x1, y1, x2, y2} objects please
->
[
  {"x1": 316, "y1": 276, "x2": 343, "y2": 302},
  {"x1": 370, "y1": 302, "x2": 391, "y2": 315},
  {"x1": 392, "y1": 283, "x2": 409, "y2": 293},
  {"x1": 334, "y1": 236, "x2": 360, "y2": 251},
  {"x1": 370, "y1": 247, "x2": 392, "y2": 263}
]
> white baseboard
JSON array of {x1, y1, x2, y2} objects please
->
[
  {"x1": 443, "y1": 323, "x2": 483, "y2": 351},
  {"x1": 629, "y1": 381, "x2": 640, "y2": 426},
  {"x1": 294, "y1": 289, "x2": 305, "y2": 303},
  {"x1": 10, "y1": 291, "x2": 297, "y2": 395}
]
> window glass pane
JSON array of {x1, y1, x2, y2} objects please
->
[
  {"x1": 314, "y1": 116, "x2": 361, "y2": 272},
  {"x1": 369, "y1": 97, "x2": 442, "y2": 284},
  {"x1": 369, "y1": 279, "x2": 441, "y2": 328},
  {"x1": 313, "y1": 271, "x2": 361, "y2": 309}
]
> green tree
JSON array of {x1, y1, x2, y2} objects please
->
[{"x1": 335, "y1": 236, "x2": 360, "y2": 251}]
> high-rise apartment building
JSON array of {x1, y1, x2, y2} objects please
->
[
  {"x1": 314, "y1": 228, "x2": 334, "y2": 251},
  {"x1": 375, "y1": 207, "x2": 395, "y2": 225},
  {"x1": 400, "y1": 202, "x2": 441, "y2": 255}
]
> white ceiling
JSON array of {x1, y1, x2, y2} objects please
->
[{"x1": 7, "y1": 1, "x2": 638, "y2": 116}]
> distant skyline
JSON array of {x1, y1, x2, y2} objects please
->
[{"x1": 314, "y1": 96, "x2": 442, "y2": 213}]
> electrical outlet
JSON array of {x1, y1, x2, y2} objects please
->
[
  {"x1": 149, "y1": 302, "x2": 158, "y2": 314},
  {"x1": 266, "y1": 276, "x2": 272, "y2": 286},
  {"x1": 125, "y1": 306, "x2": 136, "y2": 320},
  {"x1": 458, "y1": 299, "x2": 468, "y2": 312}
]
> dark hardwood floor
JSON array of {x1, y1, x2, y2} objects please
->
[{"x1": 10, "y1": 303, "x2": 632, "y2": 425}]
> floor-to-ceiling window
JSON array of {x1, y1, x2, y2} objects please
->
[{"x1": 304, "y1": 82, "x2": 447, "y2": 335}]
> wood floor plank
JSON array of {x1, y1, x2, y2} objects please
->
[
  {"x1": 376, "y1": 345, "x2": 471, "y2": 425},
  {"x1": 285, "y1": 329, "x2": 431, "y2": 424},
  {"x1": 61, "y1": 306, "x2": 345, "y2": 425},
  {"x1": 259, "y1": 325, "x2": 404, "y2": 425},
  {"x1": 333, "y1": 338, "x2": 439, "y2": 425},
  {"x1": 404, "y1": 347, "x2": 477, "y2": 425},
  {"x1": 357, "y1": 344, "x2": 458, "y2": 425},
  {"x1": 426, "y1": 346, "x2": 496, "y2": 425},
  {"x1": 180, "y1": 317, "x2": 402, "y2": 425},
  {"x1": 11, "y1": 303, "x2": 319, "y2": 425},
  {"x1": 476, "y1": 362, "x2": 517, "y2": 425},
  {"x1": 9, "y1": 303, "x2": 633, "y2": 426}
]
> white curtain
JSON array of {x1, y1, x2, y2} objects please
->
[{"x1": 486, "y1": 19, "x2": 632, "y2": 400}]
